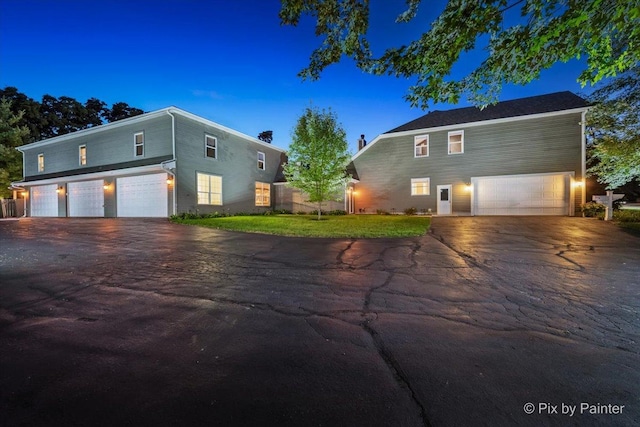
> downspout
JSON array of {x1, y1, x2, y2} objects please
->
[
  {"x1": 161, "y1": 109, "x2": 177, "y2": 215},
  {"x1": 581, "y1": 110, "x2": 587, "y2": 208}
]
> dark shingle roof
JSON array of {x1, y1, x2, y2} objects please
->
[{"x1": 386, "y1": 91, "x2": 590, "y2": 134}]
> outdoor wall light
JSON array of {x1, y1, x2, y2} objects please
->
[
  {"x1": 56, "y1": 186, "x2": 65, "y2": 195},
  {"x1": 21, "y1": 191, "x2": 28, "y2": 197},
  {"x1": 166, "y1": 177, "x2": 173, "y2": 185},
  {"x1": 103, "y1": 183, "x2": 110, "y2": 190},
  {"x1": 573, "y1": 181, "x2": 584, "y2": 188},
  {"x1": 464, "y1": 183, "x2": 473, "y2": 192}
]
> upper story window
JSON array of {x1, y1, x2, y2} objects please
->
[
  {"x1": 197, "y1": 172, "x2": 222, "y2": 205},
  {"x1": 79, "y1": 145, "x2": 87, "y2": 165},
  {"x1": 257, "y1": 151, "x2": 265, "y2": 170},
  {"x1": 255, "y1": 182, "x2": 270, "y2": 206},
  {"x1": 37, "y1": 153, "x2": 44, "y2": 172},
  {"x1": 205, "y1": 135, "x2": 217, "y2": 159},
  {"x1": 414, "y1": 135, "x2": 429, "y2": 157},
  {"x1": 448, "y1": 130, "x2": 464, "y2": 155},
  {"x1": 134, "y1": 132, "x2": 144, "y2": 157},
  {"x1": 411, "y1": 178, "x2": 430, "y2": 196}
]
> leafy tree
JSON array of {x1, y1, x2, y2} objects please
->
[
  {"x1": 283, "y1": 106, "x2": 351, "y2": 219},
  {"x1": 280, "y1": 0, "x2": 640, "y2": 108},
  {"x1": 586, "y1": 66, "x2": 640, "y2": 189},
  {"x1": 258, "y1": 130, "x2": 273, "y2": 144},
  {"x1": 0, "y1": 98, "x2": 30, "y2": 198},
  {"x1": 103, "y1": 102, "x2": 144, "y2": 122}
]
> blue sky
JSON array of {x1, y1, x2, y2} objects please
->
[{"x1": 0, "y1": 0, "x2": 592, "y2": 152}]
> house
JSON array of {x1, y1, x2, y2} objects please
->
[
  {"x1": 349, "y1": 91, "x2": 590, "y2": 216},
  {"x1": 12, "y1": 91, "x2": 591, "y2": 218},
  {"x1": 12, "y1": 107, "x2": 286, "y2": 217}
]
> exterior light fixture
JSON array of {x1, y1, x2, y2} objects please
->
[
  {"x1": 166, "y1": 178, "x2": 173, "y2": 185},
  {"x1": 21, "y1": 191, "x2": 28, "y2": 197},
  {"x1": 103, "y1": 183, "x2": 110, "y2": 190},
  {"x1": 573, "y1": 181, "x2": 584, "y2": 188},
  {"x1": 464, "y1": 183, "x2": 473, "y2": 192}
]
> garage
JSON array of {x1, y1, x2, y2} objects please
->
[
  {"x1": 117, "y1": 173, "x2": 168, "y2": 217},
  {"x1": 68, "y1": 180, "x2": 104, "y2": 217},
  {"x1": 30, "y1": 184, "x2": 58, "y2": 217},
  {"x1": 472, "y1": 172, "x2": 571, "y2": 216}
]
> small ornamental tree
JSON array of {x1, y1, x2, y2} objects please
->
[
  {"x1": 586, "y1": 66, "x2": 640, "y2": 189},
  {"x1": 284, "y1": 107, "x2": 351, "y2": 219}
]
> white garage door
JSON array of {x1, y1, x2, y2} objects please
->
[
  {"x1": 472, "y1": 173, "x2": 570, "y2": 216},
  {"x1": 31, "y1": 184, "x2": 58, "y2": 217},
  {"x1": 68, "y1": 180, "x2": 104, "y2": 217},
  {"x1": 117, "y1": 173, "x2": 168, "y2": 217}
]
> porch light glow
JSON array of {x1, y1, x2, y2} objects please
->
[
  {"x1": 166, "y1": 178, "x2": 173, "y2": 185},
  {"x1": 464, "y1": 184, "x2": 473, "y2": 192},
  {"x1": 572, "y1": 181, "x2": 584, "y2": 188},
  {"x1": 103, "y1": 184, "x2": 110, "y2": 190}
]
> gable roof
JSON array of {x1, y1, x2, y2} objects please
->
[
  {"x1": 385, "y1": 91, "x2": 590, "y2": 134},
  {"x1": 17, "y1": 106, "x2": 286, "y2": 153}
]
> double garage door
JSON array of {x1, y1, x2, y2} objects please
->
[
  {"x1": 30, "y1": 173, "x2": 168, "y2": 217},
  {"x1": 472, "y1": 172, "x2": 571, "y2": 216}
]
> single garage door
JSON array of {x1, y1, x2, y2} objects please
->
[
  {"x1": 472, "y1": 173, "x2": 571, "y2": 215},
  {"x1": 68, "y1": 180, "x2": 104, "y2": 217},
  {"x1": 31, "y1": 184, "x2": 58, "y2": 217},
  {"x1": 117, "y1": 173, "x2": 168, "y2": 217}
]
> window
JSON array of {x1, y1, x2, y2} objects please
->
[
  {"x1": 134, "y1": 132, "x2": 144, "y2": 157},
  {"x1": 205, "y1": 135, "x2": 217, "y2": 159},
  {"x1": 197, "y1": 172, "x2": 222, "y2": 205},
  {"x1": 411, "y1": 178, "x2": 430, "y2": 196},
  {"x1": 448, "y1": 130, "x2": 464, "y2": 154},
  {"x1": 79, "y1": 145, "x2": 87, "y2": 165},
  {"x1": 255, "y1": 182, "x2": 270, "y2": 206},
  {"x1": 257, "y1": 151, "x2": 265, "y2": 170},
  {"x1": 414, "y1": 135, "x2": 429, "y2": 157},
  {"x1": 37, "y1": 153, "x2": 44, "y2": 172}
]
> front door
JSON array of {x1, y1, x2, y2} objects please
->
[{"x1": 437, "y1": 184, "x2": 452, "y2": 215}]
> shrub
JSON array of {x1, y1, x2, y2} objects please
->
[
  {"x1": 327, "y1": 209, "x2": 347, "y2": 215},
  {"x1": 376, "y1": 209, "x2": 390, "y2": 215},
  {"x1": 404, "y1": 207, "x2": 417, "y2": 216},
  {"x1": 614, "y1": 209, "x2": 640, "y2": 222},
  {"x1": 581, "y1": 202, "x2": 606, "y2": 217}
]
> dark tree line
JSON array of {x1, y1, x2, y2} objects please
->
[
  {"x1": 0, "y1": 87, "x2": 144, "y2": 197},
  {"x1": 0, "y1": 86, "x2": 144, "y2": 143}
]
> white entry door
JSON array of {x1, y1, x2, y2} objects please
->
[
  {"x1": 31, "y1": 184, "x2": 58, "y2": 217},
  {"x1": 117, "y1": 173, "x2": 168, "y2": 217},
  {"x1": 437, "y1": 185, "x2": 452, "y2": 215},
  {"x1": 68, "y1": 180, "x2": 104, "y2": 217}
]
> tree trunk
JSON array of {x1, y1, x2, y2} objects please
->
[{"x1": 317, "y1": 201, "x2": 322, "y2": 220}]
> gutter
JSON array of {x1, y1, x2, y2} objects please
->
[{"x1": 161, "y1": 109, "x2": 177, "y2": 215}]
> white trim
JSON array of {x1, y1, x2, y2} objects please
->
[
  {"x1": 134, "y1": 132, "x2": 144, "y2": 157},
  {"x1": 17, "y1": 107, "x2": 286, "y2": 153},
  {"x1": 205, "y1": 134, "x2": 217, "y2": 159},
  {"x1": 351, "y1": 106, "x2": 590, "y2": 161},
  {"x1": 37, "y1": 153, "x2": 45, "y2": 172},
  {"x1": 13, "y1": 164, "x2": 165, "y2": 187},
  {"x1": 79, "y1": 144, "x2": 87, "y2": 166},
  {"x1": 257, "y1": 151, "x2": 266, "y2": 170},
  {"x1": 448, "y1": 130, "x2": 464, "y2": 155},
  {"x1": 411, "y1": 177, "x2": 431, "y2": 196},
  {"x1": 413, "y1": 135, "x2": 429, "y2": 158}
]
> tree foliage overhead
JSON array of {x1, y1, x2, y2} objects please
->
[
  {"x1": 280, "y1": 0, "x2": 640, "y2": 108},
  {"x1": 586, "y1": 66, "x2": 640, "y2": 189},
  {"x1": 283, "y1": 106, "x2": 351, "y2": 219}
]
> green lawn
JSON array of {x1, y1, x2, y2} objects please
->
[{"x1": 171, "y1": 214, "x2": 431, "y2": 238}]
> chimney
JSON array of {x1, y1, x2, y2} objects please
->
[{"x1": 358, "y1": 134, "x2": 366, "y2": 151}]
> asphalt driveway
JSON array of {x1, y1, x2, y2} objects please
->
[{"x1": 0, "y1": 216, "x2": 639, "y2": 426}]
